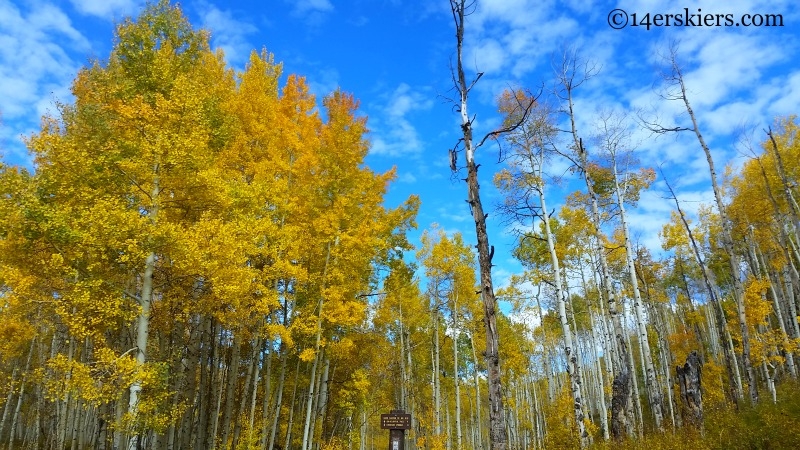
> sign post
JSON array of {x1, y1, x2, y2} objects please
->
[{"x1": 380, "y1": 410, "x2": 411, "y2": 450}]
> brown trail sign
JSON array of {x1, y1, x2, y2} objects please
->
[{"x1": 380, "y1": 410, "x2": 411, "y2": 450}]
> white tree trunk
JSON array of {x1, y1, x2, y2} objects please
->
[
  {"x1": 672, "y1": 54, "x2": 758, "y2": 404},
  {"x1": 612, "y1": 161, "x2": 664, "y2": 431},
  {"x1": 452, "y1": 293, "x2": 463, "y2": 450},
  {"x1": 129, "y1": 168, "x2": 160, "y2": 450},
  {"x1": 538, "y1": 173, "x2": 589, "y2": 446}
]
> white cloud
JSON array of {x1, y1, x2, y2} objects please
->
[
  {"x1": 0, "y1": 1, "x2": 90, "y2": 161},
  {"x1": 69, "y1": 0, "x2": 140, "y2": 19},
  {"x1": 197, "y1": 3, "x2": 258, "y2": 67},
  {"x1": 770, "y1": 72, "x2": 800, "y2": 117},
  {"x1": 285, "y1": 0, "x2": 333, "y2": 25},
  {"x1": 467, "y1": 38, "x2": 506, "y2": 74},
  {"x1": 291, "y1": 0, "x2": 333, "y2": 15},
  {"x1": 307, "y1": 67, "x2": 340, "y2": 100},
  {"x1": 398, "y1": 172, "x2": 417, "y2": 184},
  {"x1": 368, "y1": 83, "x2": 433, "y2": 157}
]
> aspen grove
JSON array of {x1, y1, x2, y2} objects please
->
[{"x1": 2, "y1": 2, "x2": 800, "y2": 450}]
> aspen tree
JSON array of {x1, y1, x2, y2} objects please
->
[
  {"x1": 494, "y1": 92, "x2": 589, "y2": 446},
  {"x1": 553, "y1": 50, "x2": 634, "y2": 439},
  {"x1": 1, "y1": 4, "x2": 419, "y2": 447},
  {"x1": 594, "y1": 110, "x2": 664, "y2": 431},
  {"x1": 645, "y1": 46, "x2": 758, "y2": 404},
  {"x1": 662, "y1": 178, "x2": 744, "y2": 403}
]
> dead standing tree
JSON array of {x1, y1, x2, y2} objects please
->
[
  {"x1": 448, "y1": 1, "x2": 535, "y2": 449},
  {"x1": 676, "y1": 351, "x2": 704, "y2": 432},
  {"x1": 643, "y1": 44, "x2": 757, "y2": 406}
]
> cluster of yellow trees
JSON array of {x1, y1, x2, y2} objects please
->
[
  {"x1": 0, "y1": 3, "x2": 419, "y2": 449},
  {"x1": 2, "y1": 2, "x2": 800, "y2": 450}
]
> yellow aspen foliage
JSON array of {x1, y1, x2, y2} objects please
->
[
  {"x1": 723, "y1": 277, "x2": 799, "y2": 369},
  {"x1": 1, "y1": 4, "x2": 419, "y2": 448},
  {"x1": 543, "y1": 386, "x2": 583, "y2": 449},
  {"x1": 42, "y1": 346, "x2": 138, "y2": 406}
]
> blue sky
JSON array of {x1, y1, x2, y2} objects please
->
[{"x1": 2, "y1": 0, "x2": 799, "y2": 303}]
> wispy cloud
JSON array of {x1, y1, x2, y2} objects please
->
[
  {"x1": 68, "y1": 0, "x2": 141, "y2": 19},
  {"x1": 196, "y1": 2, "x2": 258, "y2": 67},
  {"x1": 285, "y1": 0, "x2": 333, "y2": 25},
  {"x1": 398, "y1": 172, "x2": 417, "y2": 184},
  {"x1": 0, "y1": 1, "x2": 90, "y2": 162},
  {"x1": 368, "y1": 83, "x2": 433, "y2": 157},
  {"x1": 291, "y1": 0, "x2": 333, "y2": 15},
  {"x1": 307, "y1": 67, "x2": 340, "y2": 100}
]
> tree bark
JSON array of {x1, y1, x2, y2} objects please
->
[
  {"x1": 129, "y1": 166, "x2": 160, "y2": 450},
  {"x1": 610, "y1": 157, "x2": 664, "y2": 431},
  {"x1": 449, "y1": 1, "x2": 507, "y2": 447},
  {"x1": 470, "y1": 335, "x2": 484, "y2": 450},
  {"x1": 303, "y1": 240, "x2": 333, "y2": 450},
  {"x1": 452, "y1": 293, "x2": 463, "y2": 450},
  {"x1": 539, "y1": 174, "x2": 589, "y2": 446},
  {"x1": 662, "y1": 175, "x2": 744, "y2": 404},
  {"x1": 284, "y1": 358, "x2": 302, "y2": 450},
  {"x1": 676, "y1": 351, "x2": 703, "y2": 431},
  {"x1": 667, "y1": 50, "x2": 757, "y2": 405},
  {"x1": 267, "y1": 346, "x2": 288, "y2": 450},
  {"x1": 221, "y1": 332, "x2": 242, "y2": 448}
]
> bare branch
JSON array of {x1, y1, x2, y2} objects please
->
[{"x1": 477, "y1": 86, "x2": 542, "y2": 150}]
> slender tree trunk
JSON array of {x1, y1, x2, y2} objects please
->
[
  {"x1": 129, "y1": 166, "x2": 160, "y2": 450},
  {"x1": 284, "y1": 358, "x2": 302, "y2": 450},
  {"x1": 359, "y1": 408, "x2": 367, "y2": 450},
  {"x1": 612, "y1": 161, "x2": 664, "y2": 431},
  {"x1": 589, "y1": 308, "x2": 610, "y2": 440},
  {"x1": 761, "y1": 360, "x2": 777, "y2": 404},
  {"x1": 670, "y1": 53, "x2": 758, "y2": 404},
  {"x1": 399, "y1": 304, "x2": 409, "y2": 411},
  {"x1": 114, "y1": 384, "x2": 125, "y2": 450},
  {"x1": 663, "y1": 175, "x2": 744, "y2": 404},
  {"x1": 303, "y1": 241, "x2": 333, "y2": 450},
  {"x1": 452, "y1": 293, "x2": 463, "y2": 450},
  {"x1": 0, "y1": 367, "x2": 17, "y2": 443},
  {"x1": 194, "y1": 318, "x2": 211, "y2": 450},
  {"x1": 7, "y1": 339, "x2": 34, "y2": 450},
  {"x1": 445, "y1": 388, "x2": 452, "y2": 450},
  {"x1": 621, "y1": 301, "x2": 643, "y2": 438},
  {"x1": 470, "y1": 335, "x2": 483, "y2": 450},
  {"x1": 318, "y1": 357, "x2": 331, "y2": 446},
  {"x1": 537, "y1": 173, "x2": 589, "y2": 446},
  {"x1": 766, "y1": 128, "x2": 800, "y2": 249},
  {"x1": 259, "y1": 344, "x2": 273, "y2": 446},
  {"x1": 211, "y1": 325, "x2": 224, "y2": 449},
  {"x1": 59, "y1": 333, "x2": 76, "y2": 450},
  {"x1": 221, "y1": 332, "x2": 242, "y2": 448},
  {"x1": 406, "y1": 324, "x2": 417, "y2": 450},
  {"x1": 302, "y1": 352, "x2": 320, "y2": 450},
  {"x1": 233, "y1": 338, "x2": 259, "y2": 448},
  {"x1": 433, "y1": 308, "x2": 442, "y2": 437},
  {"x1": 450, "y1": 2, "x2": 507, "y2": 446},
  {"x1": 781, "y1": 264, "x2": 800, "y2": 339},
  {"x1": 268, "y1": 346, "x2": 288, "y2": 450},
  {"x1": 756, "y1": 248, "x2": 798, "y2": 378}
]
